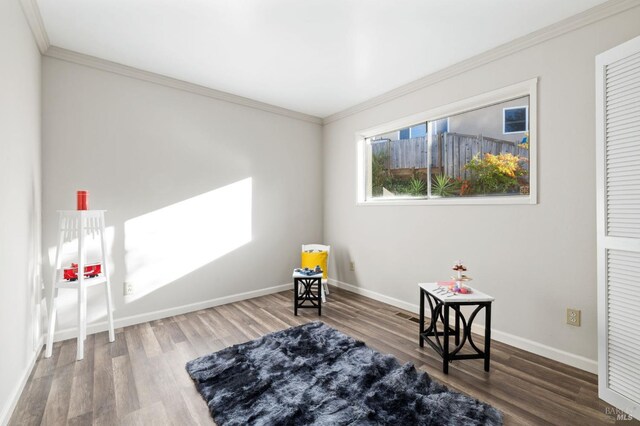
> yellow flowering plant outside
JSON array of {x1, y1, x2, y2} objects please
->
[{"x1": 465, "y1": 153, "x2": 527, "y2": 194}]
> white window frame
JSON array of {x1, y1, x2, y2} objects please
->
[
  {"x1": 503, "y1": 106, "x2": 529, "y2": 134},
  {"x1": 356, "y1": 78, "x2": 538, "y2": 206}
]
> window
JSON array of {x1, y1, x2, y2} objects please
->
[
  {"x1": 432, "y1": 118, "x2": 449, "y2": 135},
  {"x1": 503, "y1": 106, "x2": 528, "y2": 134},
  {"x1": 399, "y1": 124, "x2": 427, "y2": 139},
  {"x1": 357, "y1": 79, "x2": 537, "y2": 205}
]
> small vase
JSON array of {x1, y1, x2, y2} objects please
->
[{"x1": 77, "y1": 190, "x2": 88, "y2": 210}]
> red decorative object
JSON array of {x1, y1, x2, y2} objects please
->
[
  {"x1": 77, "y1": 190, "x2": 88, "y2": 210},
  {"x1": 63, "y1": 263, "x2": 101, "y2": 281}
]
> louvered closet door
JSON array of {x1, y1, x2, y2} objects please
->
[{"x1": 596, "y1": 35, "x2": 640, "y2": 419}]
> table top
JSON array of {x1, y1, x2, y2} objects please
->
[
  {"x1": 293, "y1": 270, "x2": 323, "y2": 279},
  {"x1": 57, "y1": 210, "x2": 106, "y2": 217},
  {"x1": 419, "y1": 282, "x2": 494, "y2": 303}
]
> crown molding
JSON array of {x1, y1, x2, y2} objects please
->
[
  {"x1": 322, "y1": 0, "x2": 640, "y2": 124},
  {"x1": 22, "y1": 0, "x2": 639, "y2": 125},
  {"x1": 44, "y1": 46, "x2": 323, "y2": 125},
  {"x1": 19, "y1": 0, "x2": 50, "y2": 54}
]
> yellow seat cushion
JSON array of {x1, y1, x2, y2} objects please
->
[{"x1": 301, "y1": 251, "x2": 328, "y2": 279}]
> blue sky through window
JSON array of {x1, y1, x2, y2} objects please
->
[{"x1": 399, "y1": 123, "x2": 426, "y2": 139}]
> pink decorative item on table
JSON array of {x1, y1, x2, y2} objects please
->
[{"x1": 450, "y1": 260, "x2": 472, "y2": 294}]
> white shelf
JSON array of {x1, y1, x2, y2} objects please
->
[
  {"x1": 56, "y1": 275, "x2": 107, "y2": 289},
  {"x1": 46, "y1": 209, "x2": 115, "y2": 361},
  {"x1": 56, "y1": 209, "x2": 106, "y2": 214}
]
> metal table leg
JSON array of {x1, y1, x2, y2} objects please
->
[
  {"x1": 419, "y1": 289, "x2": 425, "y2": 347},
  {"x1": 484, "y1": 302, "x2": 492, "y2": 372},
  {"x1": 443, "y1": 304, "x2": 450, "y2": 374}
]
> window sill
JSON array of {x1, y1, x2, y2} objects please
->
[{"x1": 357, "y1": 195, "x2": 536, "y2": 206}]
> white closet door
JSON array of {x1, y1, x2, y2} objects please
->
[{"x1": 596, "y1": 34, "x2": 640, "y2": 419}]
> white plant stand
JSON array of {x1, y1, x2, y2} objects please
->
[{"x1": 45, "y1": 210, "x2": 115, "y2": 360}]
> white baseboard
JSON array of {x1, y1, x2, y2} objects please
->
[
  {"x1": 1, "y1": 336, "x2": 45, "y2": 426},
  {"x1": 490, "y1": 329, "x2": 597, "y2": 373},
  {"x1": 329, "y1": 278, "x2": 597, "y2": 374},
  {"x1": 329, "y1": 278, "x2": 420, "y2": 313},
  {"x1": 53, "y1": 283, "x2": 292, "y2": 342}
]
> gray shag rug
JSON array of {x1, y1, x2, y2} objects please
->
[{"x1": 186, "y1": 321, "x2": 502, "y2": 425}]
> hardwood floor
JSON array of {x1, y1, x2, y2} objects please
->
[{"x1": 9, "y1": 288, "x2": 637, "y2": 425}]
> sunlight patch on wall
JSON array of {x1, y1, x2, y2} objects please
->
[{"x1": 124, "y1": 178, "x2": 252, "y2": 302}]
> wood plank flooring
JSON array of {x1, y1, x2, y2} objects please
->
[{"x1": 9, "y1": 288, "x2": 637, "y2": 425}]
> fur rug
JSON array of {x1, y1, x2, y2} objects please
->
[{"x1": 186, "y1": 321, "x2": 502, "y2": 425}]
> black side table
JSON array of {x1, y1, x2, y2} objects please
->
[
  {"x1": 293, "y1": 271, "x2": 322, "y2": 316},
  {"x1": 418, "y1": 282, "x2": 494, "y2": 374}
]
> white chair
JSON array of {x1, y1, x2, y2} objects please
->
[{"x1": 301, "y1": 244, "x2": 330, "y2": 303}]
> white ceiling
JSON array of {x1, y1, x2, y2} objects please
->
[{"x1": 37, "y1": 0, "x2": 608, "y2": 118}]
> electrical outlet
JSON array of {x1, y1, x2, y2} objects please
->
[
  {"x1": 124, "y1": 282, "x2": 134, "y2": 296},
  {"x1": 350, "y1": 261, "x2": 355, "y2": 271},
  {"x1": 567, "y1": 308, "x2": 581, "y2": 326}
]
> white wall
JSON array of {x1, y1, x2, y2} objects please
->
[
  {"x1": 0, "y1": 0, "x2": 42, "y2": 423},
  {"x1": 323, "y1": 5, "x2": 640, "y2": 371},
  {"x1": 42, "y1": 57, "x2": 323, "y2": 335}
]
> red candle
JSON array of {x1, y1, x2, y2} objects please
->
[{"x1": 77, "y1": 191, "x2": 88, "y2": 210}]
